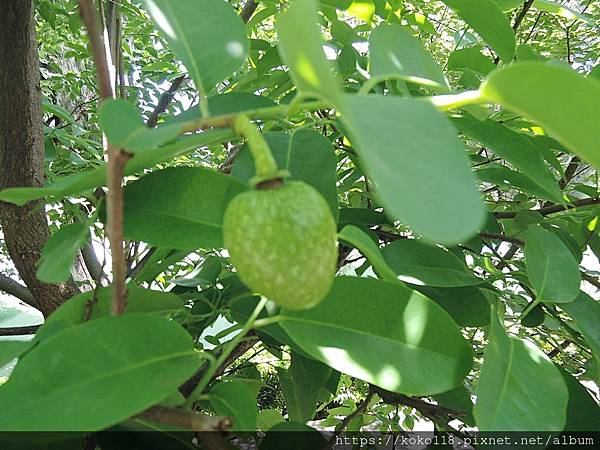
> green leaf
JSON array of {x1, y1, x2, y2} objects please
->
[
  {"x1": 432, "y1": 385, "x2": 475, "y2": 425},
  {"x1": 382, "y1": 239, "x2": 482, "y2": 287},
  {"x1": 279, "y1": 352, "x2": 332, "y2": 423},
  {"x1": 369, "y1": 23, "x2": 447, "y2": 89},
  {"x1": 474, "y1": 309, "x2": 568, "y2": 431},
  {"x1": 0, "y1": 314, "x2": 201, "y2": 431},
  {"x1": 441, "y1": 0, "x2": 515, "y2": 62},
  {"x1": 476, "y1": 165, "x2": 563, "y2": 202},
  {"x1": 0, "y1": 340, "x2": 33, "y2": 369},
  {"x1": 448, "y1": 47, "x2": 496, "y2": 75},
  {"x1": 276, "y1": 0, "x2": 343, "y2": 104},
  {"x1": 281, "y1": 277, "x2": 472, "y2": 396},
  {"x1": 338, "y1": 225, "x2": 397, "y2": 282},
  {"x1": 533, "y1": 0, "x2": 595, "y2": 26},
  {"x1": 209, "y1": 381, "x2": 257, "y2": 431},
  {"x1": 453, "y1": 114, "x2": 563, "y2": 203},
  {"x1": 98, "y1": 99, "x2": 181, "y2": 153},
  {"x1": 232, "y1": 129, "x2": 338, "y2": 218},
  {"x1": 559, "y1": 368, "x2": 600, "y2": 431},
  {"x1": 43, "y1": 286, "x2": 184, "y2": 328},
  {"x1": 525, "y1": 225, "x2": 580, "y2": 303},
  {"x1": 341, "y1": 94, "x2": 485, "y2": 244},
  {"x1": 37, "y1": 223, "x2": 89, "y2": 283},
  {"x1": 166, "y1": 93, "x2": 277, "y2": 125},
  {"x1": 561, "y1": 292, "x2": 600, "y2": 362},
  {"x1": 141, "y1": 0, "x2": 248, "y2": 96},
  {"x1": 123, "y1": 167, "x2": 247, "y2": 249},
  {"x1": 481, "y1": 62, "x2": 600, "y2": 170},
  {"x1": 0, "y1": 129, "x2": 234, "y2": 206},
  {"x1": 256, "y1": 409, "x2": 285, "y2": 431},
  {"x1": 413, "y1": 286, "x2": 490, "y2": 327}
]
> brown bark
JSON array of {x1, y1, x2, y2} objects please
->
[{"x1": 0, "y1": 0, "x2": 78, "y2": 316}]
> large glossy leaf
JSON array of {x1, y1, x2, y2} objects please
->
[
  {"x1": 276, "y1": 0, "x2": 343, "y2": 104},
  {"x1": 560, "y1": 368, "x2": 600, "y2": 431},
  {"x1": 209, "y1": 381, "x2": 257, "y2": 431},
  {"x1": 382, "y1": 239, "x2": 482, "y2": 287},
  {"x1": 561, "y1": 292, "x2": 600, "y2": 362},
  {"x1": 525, "y1": 225, "x2": 580, "y2": 303},
  {"x1": 0, "y1": 314, "x2": 201, "y2": 431},
  {"x1": 341, "y1": 94, "x2": 485, "y2": 244},
  {"x1": 0, "y1": 340, "x2": 33, "y2": 369},
  {"x1": 481, "y1": 63, "x2": 600, "y2": 170},
  {"x1": 0, "y1": 129, "x2": 234, "y2": 206},
  {"x1": 281, "y1": 277, "x2": 472, "y2": 396},
  {"x1": 141, "y1": 0, "x2": 248, "y2": 97},
  {"x1": 99, "y1": 99, "x2": 181, "y2": 153},
  {"x1": 279, "y1": 352, "x2": 332, "y2": 423},
  {"x1": 369, "y1": 23, "x2": 447, "y2": 88},
  {"x1": 232, "y1": 129, "x2": 338, "y2": 217},
  {"x1": 453, "y1": 114, "x2": 563, "y2": 203},
  {"x1": 413, "y1": 286, "x2": 490, "y2": 327},
  {"x1": 474, "y1": 310, "x2": 568, "y2": 431},
  {"x1": 338, "y1": 225, "x2": 397, "y2": 282},
  {"x1": 36, "y1": 223, "x2": 89, "y2": 283},
  {"x1": 123, "y1": 167, "x2": 247, "y2": 249},
  {"x1": 44, "y1": 286, "x2": 184, "y2": 328},
  {"x1": 441, "y1": 0, "x2": 515, "y2": 62}
]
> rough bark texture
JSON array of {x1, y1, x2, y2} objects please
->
[{"x1": 0, "y1": 1, "x2": 78, "y2": 316}]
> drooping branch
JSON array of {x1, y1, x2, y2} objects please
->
[{"x1": 78, "y1": 0, "x2": 130, "y2": 315}]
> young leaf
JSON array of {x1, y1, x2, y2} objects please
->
[
  {"x1": 281, "y1": 277, "x2": 472, "y2": 396},
  {"x1": 98, "y1": 99, "x2": 181, "y2": 153},
  {"x1": 481, "y1": 62, "x2": 600, "y2": 170},
  {"x1": 382, "y1": 239, "x2": 482, "y2": 287},
  {"x1": 141, "y1": 0, "x2": 248, "y2": 96},
  {"x1": 525, "y1": 225, "x2": 580, "y2": 303},
  {"x1": 441, "y1": 0, "x2": 515, "y2": 62},
  {"x1": 341, "y1": 94, "x2": 485, "y2": 244},
  {"x1": 338, "y1": 225, "x2": 397, "y2": 282},
  {"x1": 209, "y1": 381, "x2": 258, "y2": 431},
  {"x1": 474, "y1": 310, "x2": 568, "y2": 431},
  {"x1": 276, "y1": 0, "x2": 343, "y2": 104},
  {"x1": 123, "y1": 167, "x2": 247, "y2": 249},
  {"x1": 369, "y1": 23, "x2": 447, "y2": 89},
  {"x1": 232, "y1": 129, "x2": 338, "y2": 218},
  {"x1": 0, "y1": 314, "x2": 201, "y2": 431},
  {"x1": 36, "y1": 223, "x2": 89, "y2": 284}
]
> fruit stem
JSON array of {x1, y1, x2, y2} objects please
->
[
  {"x1": 233, "y1": 115, "x2": 286, "y2": 186},
  {"x1": 184, "y1": 297, "x2": 269, "y2": 408}
]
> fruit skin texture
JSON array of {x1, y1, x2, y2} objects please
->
[{"x1": 223, "y1": 181, "x2": 338, "y2": 310}]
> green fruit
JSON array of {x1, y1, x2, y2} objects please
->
[{"x1": 223, "y1": 181, "x2": 338, "y2": 310}]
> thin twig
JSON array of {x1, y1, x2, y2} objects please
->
[
  {"x1": 494, "y1": 197, "x2": 600, "y2": 219},
  {"x1": 513, "y1": 0, "x2": 536, "y2": 32},
  {"x1": 326, "y1": 389, "x2": 375, "y2": 448},
  {"x1": 146, "y1": 75, "x2": 186, "y2": 128},
  {"x1": 79, "y1": 0, "x2": 131, "y2": 315}
]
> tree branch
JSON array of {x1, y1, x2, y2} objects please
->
[
  {"x1": 78, "y1": 0, "x2": 131, "y2": 315},
  {"x1": 240, "y1": 0, "x2": 259, "y2": 23},
  {"x1": 513, "y1": 0, "x2": 536, "y2": 31},
  {"x1": 81, "y1": 240, "x2": 104, "y2": 283},
  {"x1": 136, "y1": 406, "x2": 231, "y2": 431},
  {"x1": 145, "y1": 75, "x2": 186, "y2": 128},
  {"x1": 0, "y1": 273, "x2": 35, "y2": 305},
  {"x1": 0, "y1": 324, "x2": 40, "y2": 336},
  {"x1": 494, "y1": 197, "x2": 600, "y2": 219}
]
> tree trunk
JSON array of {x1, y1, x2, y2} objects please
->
[{"x1": 0, "y1": 0, "x2": 78, "y2": 317}]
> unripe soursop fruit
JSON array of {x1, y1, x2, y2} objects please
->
[{"x1": 223, "y1": 180, "x2": 338, "y2": 310}]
